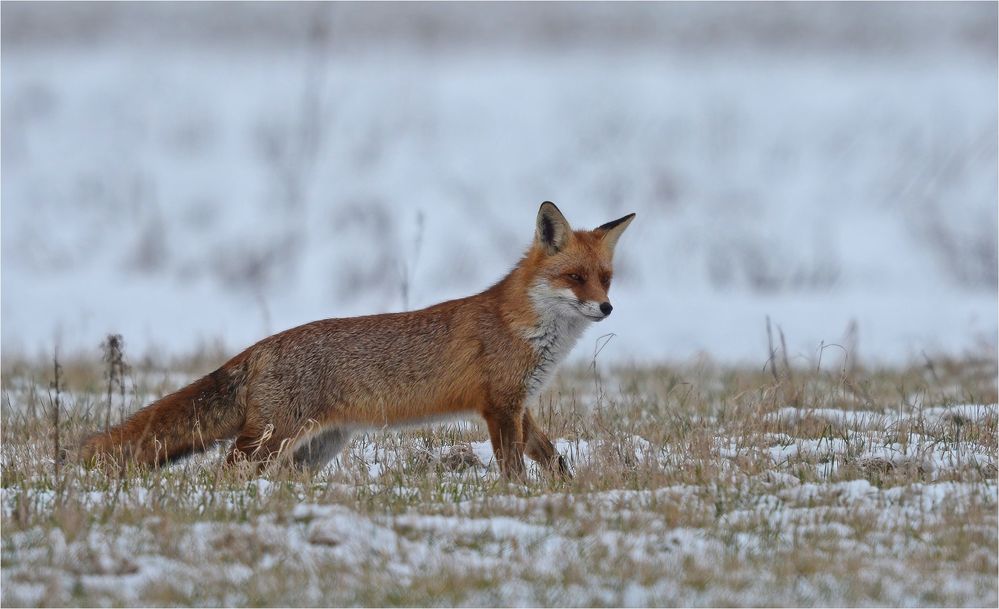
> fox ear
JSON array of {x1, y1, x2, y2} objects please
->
[
  {"x1": 596, "y1": 212, "x2": 636, "y2": 255},
  {"x1": 535, "y1": 201, "x2": 572, "y2": 254}
]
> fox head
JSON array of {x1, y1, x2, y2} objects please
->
[{"x1": 527, "y1": 201, "x2": 635, "y2": 323}]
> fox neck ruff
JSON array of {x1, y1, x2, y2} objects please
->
[{"x1": 521, "y1": 282, "x2": 590, "y2": 399}]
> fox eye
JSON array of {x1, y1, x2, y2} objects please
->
[
  {"x1": 600, "y1": 275, "x2": 611, "y2": 287},
  {"x1": 567, "y1": 273, "x2": 585, "y2": 283}
]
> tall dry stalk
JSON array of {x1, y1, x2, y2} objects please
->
[
  {"x1": 50, "y1": 351, "x2": 63, "y2": 482},
  {"x1": 765, "y1": 315, "x2": 780, "y2": 382},
  {"x1": 101, "y1": 334, "x2": 128, "y2": 430}
]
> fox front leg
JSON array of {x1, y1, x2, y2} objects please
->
[
  {"x1": 522, "y1": 409, "x2": 572, "y2": 480},
  {"x1": 483, "y1": 409, "x2": 526, "y2": 481}
]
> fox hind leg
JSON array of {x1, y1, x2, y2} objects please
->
[
  {"x1": 292, "y1": 427, "x2": 351, "y2": 472},
  {"x1": 225, "y1": 426, "x2": 297, "y2": 472}
]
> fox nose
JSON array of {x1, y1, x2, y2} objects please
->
[{"x1": 599, "y1": 302, "x2": 613, "y2": 316}]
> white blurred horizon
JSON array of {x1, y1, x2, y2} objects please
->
[{"x1": 2, "y1": 2, "x2": 996, "y2": 367}]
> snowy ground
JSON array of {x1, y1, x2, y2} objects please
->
[
  {"x1": 2, "y1": 4, "x2": 996, "y2": 366},
  {"x1": 2, "y1": 356, "x2": 996, "y2": 606}
]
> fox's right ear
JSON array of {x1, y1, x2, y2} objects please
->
[
  {"x1": 536, "y1": 201, "x2": 572, "y2": 254},
  {"x1": 595, "y1": 212, "x2": 636, "y2": 256}
]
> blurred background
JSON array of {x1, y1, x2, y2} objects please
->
[{"x1": 2, "y1": 1, "x2": 996, "y2": 366}]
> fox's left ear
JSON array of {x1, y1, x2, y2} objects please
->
[
  {"x1": 536, "y1": 201, "x2": 573, "y2": 255},
  {"x1": 595, "y1": 213, "x2": 636, "y2": 255}
]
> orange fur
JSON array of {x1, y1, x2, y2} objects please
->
[{"x1": 81, "y1": 202, "x2": 635, "y2": 479}]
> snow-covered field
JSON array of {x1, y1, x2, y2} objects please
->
[
  {"x1": 2, "y1": 356, "x2": 996, "y2": 606},
  {"x1": 2, "y1": 4, "x2": 996, "y2": 366}
]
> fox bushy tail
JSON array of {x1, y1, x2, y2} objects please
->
[{"x1": 81, "y1": 359, "x2": 249, "y2": 467}]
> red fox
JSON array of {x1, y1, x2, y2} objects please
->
[{"x1": 81, "y1": 202, "x2": 635, "y2": 479}]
